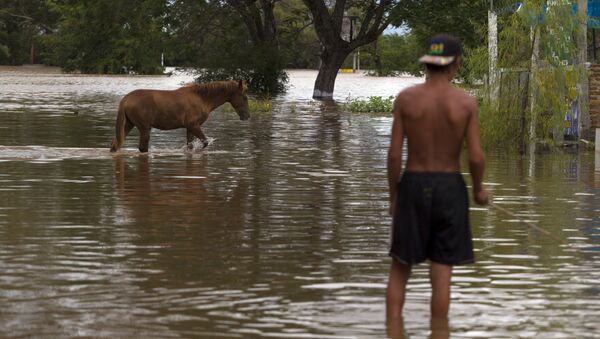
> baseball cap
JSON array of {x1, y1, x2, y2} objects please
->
[{"x1": 418, "y1": 34, "x2": 462, "y2": 66}]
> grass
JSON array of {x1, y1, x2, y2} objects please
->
[
  {"x1": 220, "y1": 98, "x2": 273, "y2": 114},
  {"x1": 345, "y1": 96, "x2": 394, "y2": 115}
]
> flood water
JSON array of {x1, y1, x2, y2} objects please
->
[{"x1": 0, "y1": 68, "x2": 598, "y2": 338}]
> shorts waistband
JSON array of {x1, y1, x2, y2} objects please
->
[{"x1": 402, "y1": 171, "x2": 462, "y2": 177}]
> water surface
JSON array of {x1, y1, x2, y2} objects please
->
[{"x1": 0, "y1": 69, "x2": 598, "y2": 338}]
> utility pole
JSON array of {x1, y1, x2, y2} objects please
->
[
  {"x1": 527, "y1": 27, "x2": 541, "y2": 174},
  {"x1": 577, "y1": 0, "x2": 590, "y2": 138},
  {"x1": 488, "y1": 0, "x2": 499, "y2": 102}
]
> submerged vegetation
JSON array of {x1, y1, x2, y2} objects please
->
[
  {"x1": 477, "y1": 0, "x2": 587, "y2": 150},
  {"x1": 346, "y1": 96, "x2": 394, "y2": 114},
  {"x1": 195, "y1": 67, "x2": 288, "y2": 96},
  {"x1": 221, "y1": 99, "x2": 273, "y2": 114}
]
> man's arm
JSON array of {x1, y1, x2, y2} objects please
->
[
  {"x1": 387, "y1": 95, "x2": 405, "y2": 215},
  {"x1": 465, "y1": 98, "x2": 488, "y2": 205}
]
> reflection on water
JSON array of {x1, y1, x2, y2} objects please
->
[{"x1": 0, "y1": 69, "x2": 599, "y2": 338}]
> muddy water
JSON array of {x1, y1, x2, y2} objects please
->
[{"x1": 0, "y1": 69, "x2": 598, "y2": 338}]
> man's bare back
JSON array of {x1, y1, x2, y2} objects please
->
[
  {"x1": 396, "y1": 80, "x2": 477, "y2": 173},
  {"x1": 388, "y1": 74, "x2": 486, "y2": 206}
]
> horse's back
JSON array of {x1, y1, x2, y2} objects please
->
[
  {"x1": 121, "y1": 89, "x2": 179, "y2": 111},
  {"x1": 120, "y1": 88, "x2": 198, "y2": 129}
]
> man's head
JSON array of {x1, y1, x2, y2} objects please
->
[{"x1": 419, "y1": 34, "x2": 462, "y2": 74}]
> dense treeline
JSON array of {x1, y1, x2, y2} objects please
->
[
  {"x1": 1, "y1": 0, "x2": 492, "y2": 93},
  {"x1": 0, "y1": 0, "x2": 321, "y2": 72}
]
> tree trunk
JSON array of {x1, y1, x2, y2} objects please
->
[
  {"x1": 313, "y1": 48, "x2": 348, "y2": 99},
  {"x1": 30, "y1": 41, "x2": 34, "y2": 64},
  {"x1": 373, "y1": 39, "x2": 382, "y2": 74},
  {"x1": 302, "y1": 0, "x2": 394, "y2": 100}
]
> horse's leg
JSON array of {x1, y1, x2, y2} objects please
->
[
  {"x1": 138, "y1": 127, "x2": 151, "y2": 153},
  {"x1": 124, "y1": 119, "x2": 134, "y2": 138},
  {"x1": 188, "y1": 125, "x2": 209, "y2": 148},
  {"x1": 186, "y1": 129, "x2": 196, "y2": 150}
]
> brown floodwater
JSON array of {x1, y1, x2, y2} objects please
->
[{"x1": 0, "y1": 69, "x2": 598, "y2": 338}]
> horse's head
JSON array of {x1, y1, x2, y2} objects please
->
[{"x1": 229, "y1": 80, "x2": 250, "y2": 121}]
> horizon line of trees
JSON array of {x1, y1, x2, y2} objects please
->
[{"x1": 1, "y1": 0, "x2": 491, "y2": 97}]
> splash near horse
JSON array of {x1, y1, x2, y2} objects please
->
[{"x1": 110, "y1": 80, "x2": 250, "y2": 152}]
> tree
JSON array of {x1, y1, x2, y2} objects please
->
[
  {"x1": 360, "y1": 33, "x2": 422, "y2": 76},
  {"x1": 276, "y1": 0, "x2": 321, "y2": 69},
  {"x1": 302, "y1": 0, "x2": 399, "y2": 99},
  {"x1": 394, "y1": 0, "x2": 488, "y2": 48},
  {"x1": 163, "y1": 0, "x2": 224, "y2": 66},
  {"x1": 42, "y1": 0, "x2": 168, "y2": 74},
  {"x1": 0, "y1": 0, "x2": 58, "y2": 65},
  {"x1": 169, "y1": 0, "x2": 285, "y2": 94},
  {"x1": 228, "y1": 0, "x2": 278, "y2": 48},
  {"x1": 393, "y1": 0, "x2": 489, "y2": 82},
  {"x1": 226, "y1": 0, "x2": 288, "y2": 93}
]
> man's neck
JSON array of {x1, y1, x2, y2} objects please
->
[{"x1": 425, "y1": 72, "x2": 454, "y2": 85}]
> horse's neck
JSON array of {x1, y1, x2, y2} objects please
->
[
  {"x1": 198, "y1": 87, "x2": 232, "y2": 112},
  {"x1": 212, "y1": 94, "x2": 231, "y2": 111}
]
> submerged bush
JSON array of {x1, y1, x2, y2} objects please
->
[
  {"x1": 478, "y1": 100, "x2": 523, "y2": 149},
  {"x1": 195, "y1": 68, "x2": 288, "y2": 97},
  {"x1": 220, "y1": 99, "x2": 273, "y2": 114},
  {"x1": 346, "y1": 96, "x2": 394, "y2": 114}
]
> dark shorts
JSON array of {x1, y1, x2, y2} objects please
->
[{"x1": 389, "y1": 171, "x2": 474, "y2": 266}]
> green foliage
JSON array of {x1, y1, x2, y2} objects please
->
[
  {"x1": 0, "y1": 44, "x2": 9, "y2": 63},
  {"x1": 41, "y1": 0, "x2": 167, "y2": 74},
  {"x1": 193, "y1": 41, "x2": 289, "y2": 95},
  {"x1": 392, "y1": 0, "x2": 489, "y2": 81},
  {"x1": 393, "y1": 0, "x2": 488, "y2": 48},
  {"x1": 361, "y1": 33, "x2": 422, "y2": 76},
  {"x1": 163, "y1": 0, "x2": 223, "y2": 67},
  {"x1": 220, "y1": 99, "x2": 273, "y2": 114},
  {"x1": 0, "y1": 0, "x2": 59, "y2": 65},
  {"x1": 275, "y1": 0, "x2": 321, "y2": 69},
  {"x1": 462, "y1": 44, "x2": 488, "y2": 85},
  {"x1": 481, "y1": 0, "x2": 585, "y2": 148},
  {"x1": 346, "y1": 96, "x2": 394, "y2": 114},
  {"x1": 195, "y1": 67, "x2": 288, "y2": 96},
  {"x1": 479, "y1": 94, "x2": 524, "y2": 149},
  {"x1": 169, "y1": 2, "x2": 289, "y2": 95}
]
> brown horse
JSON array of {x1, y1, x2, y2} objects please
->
[{"x1": 110, "y1": 80, "x2": 250, "y2": 152}]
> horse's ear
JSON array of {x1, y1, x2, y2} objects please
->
[{"x1": 238, "y1": 80, "x2": 244, "y2": 92}]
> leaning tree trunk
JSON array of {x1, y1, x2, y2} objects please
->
[{"x1": 313, "y1": 48, "x2": 349, "y2": 99}]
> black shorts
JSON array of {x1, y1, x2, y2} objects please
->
[{"x1": 389, "y1": 171, "x2": 474, "y2": 266}]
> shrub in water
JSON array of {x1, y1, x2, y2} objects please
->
[{"x1": 347, "y1": 96, "x2": 394, "y2": 114}]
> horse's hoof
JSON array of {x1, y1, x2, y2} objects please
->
[
  {"x1": 202, "y1": 140, "x2": 209, "y2": 149},
  {"x1": 187, "y1": 143, "x2": 194, "y2": 150}
]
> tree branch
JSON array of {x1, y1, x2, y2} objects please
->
[
  {"x1": 302, "y1": 0, "x2": 338, "y2": 46},
  {"x1": 350, "y1": 1, "x2": 394, "y2": 50},
  {"x1": 332, "y1": 0, "x2": 347, "y2": 37},
  {"x1": 259, "y1": 0, "x2": 277, "y2": 42},
  {"x1": 228, "y1": 0, "x2": 261, "y2": 45},
  {"x1": 356, "y1": 1, "x2": 377, "y2": 38}
]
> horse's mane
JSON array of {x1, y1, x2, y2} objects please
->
[{"x1": 187, "y1": 81, "x2": 240, "y2": 97}]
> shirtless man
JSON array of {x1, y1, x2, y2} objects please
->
[{"x1": 386, "y1": 34, "x2": 488, "y2": 323}]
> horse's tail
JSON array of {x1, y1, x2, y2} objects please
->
[{"x1": 110, "y1": 101, "x2": 126, "y2": 152}]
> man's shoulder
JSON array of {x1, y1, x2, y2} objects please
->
[
  {"x1": 397, "y1": 84, "x2": 424, "y2": 95},
  {"x1": 450, "y1": 86, "x2": 477, "y2": 104},
  {"x1": 395, "y1": 84, "x2": 424, "y2": 103}
]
